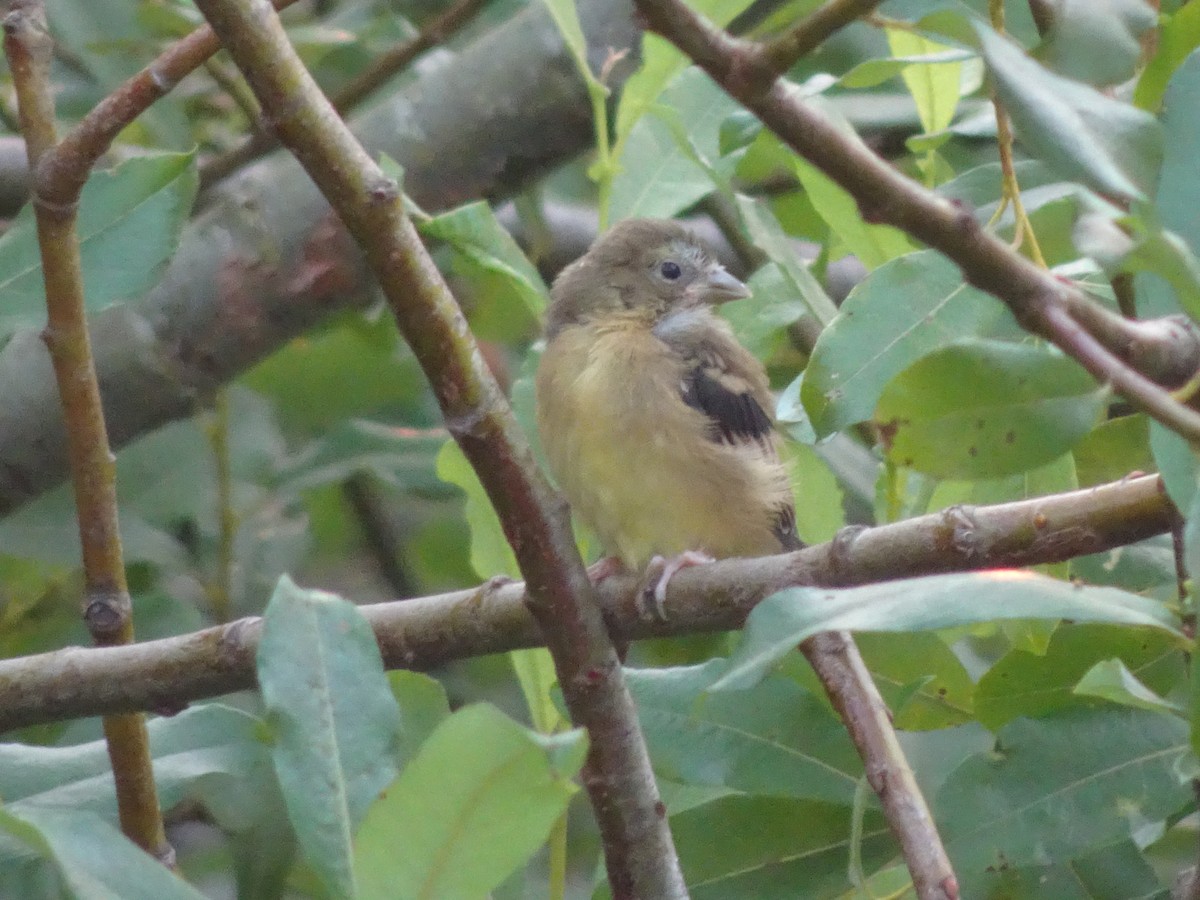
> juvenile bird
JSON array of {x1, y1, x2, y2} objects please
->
[{"x1": 535, "y1": 218, "x2": 800, "y2": 615}]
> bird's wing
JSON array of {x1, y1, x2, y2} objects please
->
[{"x1": 653, "y1": 309, "x2": 802, "y2": 551}]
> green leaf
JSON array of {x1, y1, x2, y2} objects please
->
[
  {"x1": 971, "y1": 838, "x2": 1169, "y2": 899},
  {"x1": 791, "y1": 157, "x2": 914, "y2": 270},
  {"x1": 511, "y1": 647, "x2": 568, "y2": 735},
  {"x1": 243, "y1": 312, "x2": 428, "y2": 435},
  {"x1": 436, "y1": 439, "x2": 518, "y2": 579},
  {"x1": 939, "y1": 708, "x2": 1194, "y2": 896},
  {"x1": 672, "y1": 795, "x2": 896, "y2": 899},
  {"x1": 783, "y1": 442, "x2": 845, "y2": 545},
  {"x1": 0, "y1": 151, "x2": 197, "y2": 338},
  {"x1": 874, "y1": 340, "x2": 1107, "y2": 479},
  {"x1": 1072, "y1": 414, "x2": 1154, "y2": 488},
  {"x1": 1073, "y1": 659, "x2": 1184, "y2": 715},
  {"x1": 388, "y1": 670, "x2": 451, "y2": 771},
  {"x1": 975, "y1": 624, "x2": 1184, "y2": 730},
  {"x1": 974, "y1": 23, "x2": 1163, "y2": 202},
  {"x1": 1137, "y1": 52, "x2": 1200, "y2": 319},
  {"x1": 614, "y1": 0, "x2": 754, "y2": 143},
  {"x1": 0, "y1": 703, "x2": 289, "y2": 893},
  {"x1": 716, "y1": 572, "x2": 1181, "y2": 691},
  {"x1": 853, "y1": 632, "x2": 974, "y2": 730},
  {"x1": 610, "y1": 67, "x2": 741, "y2": 221},
  {"x1": 801, "y1": 250, "x2": 1020, "y2": 437},
  {"x1": 1038, "y1": 0, "x2": 1156, "y2": 87},
  {"x1": 626, "y1": 661, "x2": 863, "y2": 803},
  {"x1": 538, "y1": 0, "x2": 605, "y2": 98},
  {"x1": 887, "y1": 29, "x2": 963, "y2": 134},
  {"x1": 275, "y1": 418, "x2": 448, "y2": 496},
  {"x1": 0, "y1": 806, "x2": 209, "y2": 900},
  {"x1": 257, "y1": 576, "x2": 402, "y2": 900},
  {"x1": 1135, "y1": 6, "x2": 1200, "y2": 111},
  {"x1": 419, "y1": 201, "x2": 548, "y2": 342},
  {"x1": 840, "y1": 49, "x2": 975, "y2": 90},
  {"x1": 720, "y1": 262, "x2": 806, "y2": 361},
  {"x1": 735, "y1": 195, "x2": 838, "y2": 325},
  {"x1": 1150, "y1": 419, "x2": 1198, "y2": 512},
  {"x1": 354, "y1": 705, "x2": 585, "y2": 900}
]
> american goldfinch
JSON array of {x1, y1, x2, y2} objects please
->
[{"x1": 535, "y1": 218, "x2": 800, "y2": 614}]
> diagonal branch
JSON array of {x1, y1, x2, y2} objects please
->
[
  {"x1": 190, "y1": 0, "x2": 683, "y2": 895},
  {"x1": 634, "y1": 0, "x2": 1200, "y2": 441}
]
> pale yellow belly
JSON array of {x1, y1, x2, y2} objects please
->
[{"x1": 536, "y1": 325, "x2": 790, "y2": 569}]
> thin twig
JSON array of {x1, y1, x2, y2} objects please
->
[
  {"x1": 2, "y1": 0, "x2": 170, "y2": 864},
  {"x1": 190, "y1": 0, "x2": 685, "y2": 895},
  {"x1": 802, "y1": 631, "x2": 958, "y2": 900},
  {"x1": 755, "y1": 0, "x2": 885, "y2": 75}
]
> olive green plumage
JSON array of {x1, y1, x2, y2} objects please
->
[{"x1": 535, "y1": 218, "x2": 799, "y2": 573}]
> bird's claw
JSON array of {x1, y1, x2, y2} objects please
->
[
  {"x1": 638, "y1": 550, "x2": 714, "y2": 621},
  {"x1": 587, "y1": 555, "x2": 625, "y2": 583}
]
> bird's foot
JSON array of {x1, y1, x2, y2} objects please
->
[
  {"x1": 587, "y1": 555, "x2": 626, "y2": 583},
  {"x1": 639, "y1": 550, "x2": 714, "y2": 621}
]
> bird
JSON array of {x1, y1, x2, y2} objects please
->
[{"x1": 535, "y1": 218, "x2": 801, "y2": 617}]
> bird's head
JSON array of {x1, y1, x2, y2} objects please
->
[{"x1": 545, "y1": 218, "x2": 750, "y2": 337}]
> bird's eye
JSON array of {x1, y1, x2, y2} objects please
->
[{"x1": 659, "y1": 260, "x2": 682, "y2": 280}]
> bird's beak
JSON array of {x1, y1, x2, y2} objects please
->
[{"x1": 701, "y1": 266, "x2": 752, "y2": 304}]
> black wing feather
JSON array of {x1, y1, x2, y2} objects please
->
[{"x1": 681, "y1": 365, "x2": 773, "y2": 447}]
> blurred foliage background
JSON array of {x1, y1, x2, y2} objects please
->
[{"x1": 2, "y1": 0, "x2": 1200, "y2": 897}]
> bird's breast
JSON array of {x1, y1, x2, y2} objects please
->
[{"x1": 536, "y1": 322, "x2": 788, "y2": 569}]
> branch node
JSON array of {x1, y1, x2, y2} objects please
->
[
  {"x1": 829, "y1": 523, "x2": 867, "y2": 576},
  {"x1": 83, "y1": 588, "x2": 132, "y2": 638},
  {"x1": 941, "y1": 504, "x2": 979, "y2": 557},
  {"x1": 366, "y1": 175, "x2": 400, "y2": 206}
]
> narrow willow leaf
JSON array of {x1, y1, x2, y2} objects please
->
[
  {"x1": 975, "y1": 23, "x2": 1162, "y2": 202},
  {"x1": 257, "y1": 576, "x2": 402, "y2": 900},
  {"x1": 0, "y1": 151, "x2": 197, "y2": 338},
  {"x1": 0, "y1": 807, "x2": 209, "y2": 900},
  {"x1": 716, "y1": 572, "x2": 1181, "y2": 691},
  {"x1": 354, "y1": 705, "x2": 585, "y2": 900}
]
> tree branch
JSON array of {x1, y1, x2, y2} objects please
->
[
  {"x1": 0, "y1": 473, "x2": 1173, "y2": 731},
  {"x1": 191, "y1": 0, "x2": 683, "y2": 895},
  {"x1": 634, "y1": 0, "x2": 1200, "y2": 440},
  {"x1": 197, "y1": 0, "x2": 489, "y2": 192},
  {"x1": 0, "y1": 0, "x2": 640, "y2": 517},
  {"x1": 3, "y1": 0, "x2": 169, "y2": 863}
]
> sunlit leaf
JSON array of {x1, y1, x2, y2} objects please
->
[{"x1": 716, "y1": 572, "x2": 1180, "y2": 691}]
